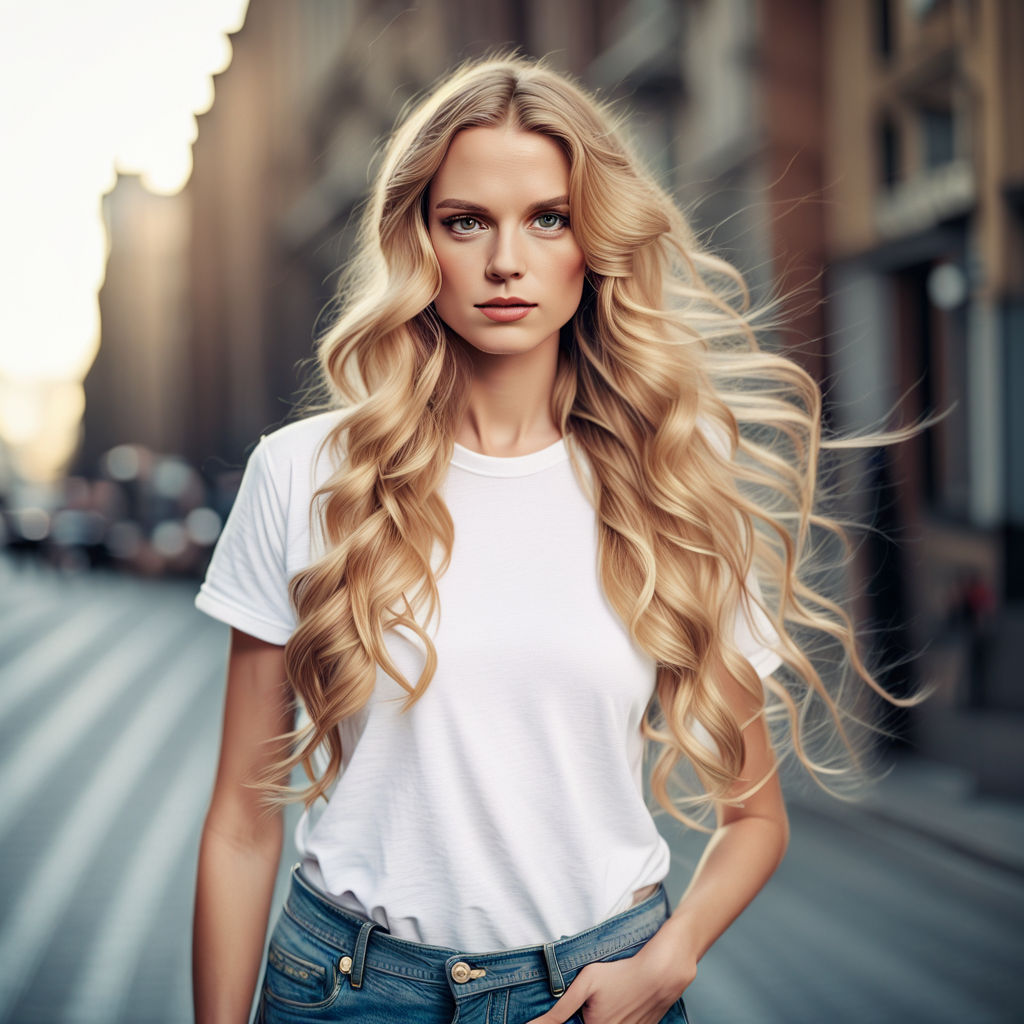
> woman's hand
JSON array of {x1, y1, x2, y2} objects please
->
[{"x1": 523, "y1": 928, "x2": 696, "y2": 1024}]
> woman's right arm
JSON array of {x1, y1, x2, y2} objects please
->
[{"x1": 193, "y1": 627, "x2": 294, "y2": 1024}]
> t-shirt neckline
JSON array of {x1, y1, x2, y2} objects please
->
[{"x1": 450, "y1": 435, "x2": 570, "y2": 477}]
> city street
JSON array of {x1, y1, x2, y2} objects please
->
[{"x1": 0, "y1": 558, "x2": 1020, "y2": 1023}]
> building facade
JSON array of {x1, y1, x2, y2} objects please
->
[{"x1": 819, "y1": 0, "x2": 1024, "y2": 791}]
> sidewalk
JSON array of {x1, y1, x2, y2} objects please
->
[{"x1": 786, "y1": 753, "x2": 1024, "y2": 876}]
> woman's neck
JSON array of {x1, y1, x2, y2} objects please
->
[{"x1": 455, "y1": 337, "x2": 562, "y2": 457}]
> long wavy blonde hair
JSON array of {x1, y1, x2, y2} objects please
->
[{"x1": 259, "y1": 54, "x2": 913, "y2": 827}]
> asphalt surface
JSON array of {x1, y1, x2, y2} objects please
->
[{"x1": 0, "y1": 557, "x2": 1020, "y2": 1023}]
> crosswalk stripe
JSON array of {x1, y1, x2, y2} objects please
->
[
  {"x1": 61, "y1": 675, "x2": 221, "y2": 1022},
  {"x1": 0, "y1": 640, "x2": 220, "y2": 1007},
  {"x1": 0, "y1": 599, "x2": 66, "y2": 650},
  {"x1": 0, "y1": 610, "x2": 199, "y2": 840},
  {"x1": 0, "y1": 600, "x2": 134, "y2": 720}
]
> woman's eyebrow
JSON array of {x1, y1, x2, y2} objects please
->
[{"x1": 433, "y1": 195, "x2": 570, "y2": 215}]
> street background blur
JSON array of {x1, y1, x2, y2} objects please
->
[{"x1": 1, "y1": 1, "x2": 1022, "y2": 1022}]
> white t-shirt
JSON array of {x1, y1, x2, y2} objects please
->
[{"x1": 195, "y1": 410, "x2": 782, "y2": 950}]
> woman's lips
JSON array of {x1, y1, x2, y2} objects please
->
[
  {"x1": 477, "y1": 305, "x2": 533, "y2": 322},
  {"x1": 474, "y1": 298, "x2": 537, "y2": 323}
]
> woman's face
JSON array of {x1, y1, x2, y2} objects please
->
[{"x1": 426, "y1": 125, "x2": 586, "y2": 359}]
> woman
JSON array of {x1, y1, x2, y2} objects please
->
[{"x1": 192, "y1": 56, "x2": 903, "y2": 1023}]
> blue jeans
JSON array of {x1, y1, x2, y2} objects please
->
[{"x1": 255, "y1": 863, "x2": 690, "y2": 1023}]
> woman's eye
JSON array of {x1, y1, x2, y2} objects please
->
[
  {"x1": 445, "y1": 216, "x2": 482, "y2": 234},
  {"x1": 533, "y1": 213, "x2": 568, "y2": 230}
]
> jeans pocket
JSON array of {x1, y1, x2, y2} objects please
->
[{"x1": 261, "y1": 912, "x2": 344, "y2": 1012}]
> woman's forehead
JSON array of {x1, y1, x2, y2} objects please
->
[{"x1": 428, "y1": 126, "x2": 570, "y2": 209}]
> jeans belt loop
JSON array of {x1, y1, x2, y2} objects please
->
[
  {"x1": 542, "y1": 941, "x2": 566, "y2": 997},
  {"x1": 349, "y1": 919, "x2": 383, "y2": 989}
]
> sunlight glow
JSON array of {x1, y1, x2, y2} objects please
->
[{"x1": 0, "y1": 0, "x2": 250, "y2": 489}]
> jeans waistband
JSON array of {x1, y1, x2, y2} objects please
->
[{"x1": 284, "y1": 863, "x2": 670, "y2": 999}]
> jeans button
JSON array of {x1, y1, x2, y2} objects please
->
[{"x1": 451, "y1": 961, "x2": 471, "y2": 983}]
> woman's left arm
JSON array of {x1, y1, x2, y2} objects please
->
[{"x1": 527, "y1": 669, "x2": 789, "y2": 1024}]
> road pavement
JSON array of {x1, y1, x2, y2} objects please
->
[{"x1": 0, "y1": 557, "x2": 1020, "y2": 1023}]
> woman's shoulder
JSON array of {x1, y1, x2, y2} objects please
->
[
  {"x1": 256, "y1": 409, "x2": 346, "y2": 469},
  {"x1": 250, "y1": 409, "x2": 348, "y2": 509}
]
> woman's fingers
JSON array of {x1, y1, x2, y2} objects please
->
[
  {"x1": 523, "y1": 967, "x2": 593, "y2": 1023},
  {"x1": 523, "y1": 956, "x2": 686, "y2": 1024}
]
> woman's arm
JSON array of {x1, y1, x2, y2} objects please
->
[
  {"x1": 528, "y1": 668, "x2": 789, "y2": 1024},
  {"x1": 644, "y1": 670, "x2": 789, "y2": 977},
  {"x1": 193, "y1": 628, "x2": 294, "y2": 1024}
]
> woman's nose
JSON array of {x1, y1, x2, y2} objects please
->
[{"x1": 485, "y1": 230, "x2": 525, "y2": 280}]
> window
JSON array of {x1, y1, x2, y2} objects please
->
[
  {"x1": 921, "y1": 104, "x2": 956, "y2": 169},
  {"x1": 880, "y1": 117, "x2": 901, "y2": 186},
  {"x1": 895, "y1": 259, "x2": 970, "y2": 519},
  {"x1": 875, "y1": 0, "x2": 894, "y2": 58}
]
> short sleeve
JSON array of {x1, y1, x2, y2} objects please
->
[
  {"x1": 686, "y1": 573, "x2": 783, "y2": 755},
  {"x1": 194, "y1": 437, "x2": 297, "y2": 645}
]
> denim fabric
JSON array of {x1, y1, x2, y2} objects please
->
[{"x1": 254, "y1": 864, "x2": 690, "y2": 1024}]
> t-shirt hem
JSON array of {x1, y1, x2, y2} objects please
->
[{"x1": 194, "y1": 588, "x2": 293, "y2": 645}]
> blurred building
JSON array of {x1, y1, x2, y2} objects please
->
[
  {"x1": 80, "y1": 177, "x2": 192, "y2": 469},
  {"x1": 77, "y1": 0, "x2": 1022, "y2": 790},
  {"x1": 819, "y1": 0, "x2": 1024, "y2": 792}
]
